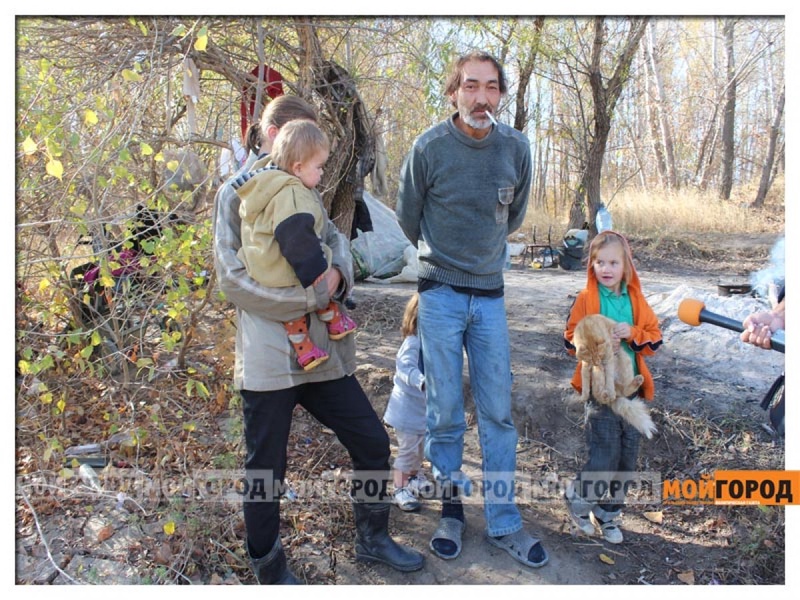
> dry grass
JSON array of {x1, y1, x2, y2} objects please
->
[{"x1": 520, "y1": 178, "x2": 785, "y2": 240}]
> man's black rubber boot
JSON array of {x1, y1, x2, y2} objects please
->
[{"x1": 352, "y1": 501, "x2": 425, "y2": 572}]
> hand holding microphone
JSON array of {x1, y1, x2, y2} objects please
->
[{"x1": 678, "y1": 298, "x2": 785, "y2": 353}]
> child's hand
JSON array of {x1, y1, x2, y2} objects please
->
[{"x1": 612, "y1": 322, "x2": 632, "y2": 341}]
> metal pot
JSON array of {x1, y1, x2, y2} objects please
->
[{"x1": 717, "y1": 283, "x2": 752, "y2": 297}]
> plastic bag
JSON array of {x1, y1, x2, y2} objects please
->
[{"x1": 350, "y1": 192, "x2": 412, "y2": 280}]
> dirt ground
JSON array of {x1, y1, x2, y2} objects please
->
[
  {"x1": 321, "y1": 231, "x2": 787, "y2": 587},
  {"x1": 15, "y1": 232, "x2": 788, "y2": 587}
]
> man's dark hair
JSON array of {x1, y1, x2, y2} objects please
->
[{"x1": 444, "y1": 51, "x2": 507, "y2": 99}]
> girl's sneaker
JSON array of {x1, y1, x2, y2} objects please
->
[
  {"x1": 407, "y1": 473, "x2": 435, "y2": 498},
  {"x1": 392, "y1": 487, "x2": 421, "y2": 512},
  {"x1": 591, "y1": 513, "x2": 624, "y2": 544},
  {"x1": 564, "y1": 482, "x2": 595, "y2": 535}
]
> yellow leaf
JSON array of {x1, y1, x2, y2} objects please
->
[
  {"x1": 22, "y1": 136, "x2": 37, "y2": 155},
  {"x1": 56, "y1": 398, "x2": 66, "y2": 414},
  {"x1": 599, "y1": 553, "x2": 615, "y2": 565},
  {"x1": 183, "y1": 422, "x2": 196, "y2": 432},
  {"x1": 194, "y1": 27, "x2": 208, "y2": 51},
  {"x1": 70, "y1": 198, "x2": 88, "y2": 217},
  {"x1": 121, "y1": 69, "x2": 141, "y2": 82},
  {"x1": 167, "y1": 159, "x2": 179, "y2": 172},
  {"x1": 163, "y1": 521, "x2": 176, "y2": 536},
  {"x1": 46, "y1": 158, "x2": 63, "y2": 180},
  {"x1": 140, "y1": 142, "x2": 153, "y2": 156},
  {"x1": 677, "y1": 570, "x2": 695, "y2": 585},
  {"x1": 38, "y1": 278, "x2": 51, "y2": 292},
  {"x1": 84, "y1": 109, "x2": 99, "y2": 126},
  {"x1": 154, "y1": 151, "x2": 164, "y2": 162},
  {"x1": 171, "y1": 24, "x2": 187, "y2": 37},
  {"x1": 40, "y1": 391, "x2": 53, "y2": 405}
]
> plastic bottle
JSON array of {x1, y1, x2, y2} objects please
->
[
  {"x1": 595, "y1": 203, "x2": 613, "y2": 233},
  {"x1": 79, "y1": 463, "x2": 103, "y2": 492}
]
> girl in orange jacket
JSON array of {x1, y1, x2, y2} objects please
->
[{"x1": 563, "y1": 230, "x2": 662, "y2": 544}]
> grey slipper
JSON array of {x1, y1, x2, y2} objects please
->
[
  {"x1": 429, "y1": 517, "x2": 465, "y2": 560},
  {"x1": 486, "y1": 529, "x2": 549, "y2": 568}
]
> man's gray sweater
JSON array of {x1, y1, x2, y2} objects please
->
[{"x1": 396, "y1": 113, "x2": 531, "y2": 290}]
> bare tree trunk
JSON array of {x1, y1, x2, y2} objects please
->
[
  {"x1": 752, "y1": 86, "x2": 784, "y2": 208},
  {"x1": 695, "y1": 104, "x2": 720, "y2": 190},
  {"x1": 568, "y1": 17, "x2": 649, "y2": 232},
  {"x1": 719, "y1": 18, "x2": 737, "y2": 200},
  {"x1": 295, "y1": 19, "x2": 376, "y2": 237},
  {"x1": 535, "y1": 103, "x2": 551, "y2": 210},
  {"x1": 644, "y1": 48, "x2": 668, "y2": 188},
  {"x1": 513, "y1": 17, "x2": 545, "y2": 133},
  {"x1": 645, "y1": 21, "x2": 677, "y2": 190}
]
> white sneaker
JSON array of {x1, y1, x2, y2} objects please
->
[
  {"x1": 392, "y1": 487, "x2": 421, "y2": 512},
  {"x1": 406, "y1": 474, "x2": 435, "y2": 498},
  {"x1": 591, "y1": 513, "x2": 624, "y2": 544},
  {"x1": 564, "y1": 483, "x2": 595, "y2": 535}
]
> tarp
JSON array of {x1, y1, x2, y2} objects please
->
[{"x1": 350, "y1": 191, "x2": 413, "y2": 281}]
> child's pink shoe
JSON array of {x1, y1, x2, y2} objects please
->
[
  {"x1": 326, "y1": 312, "x2": 357, "y2": 340},
  {"x1": 317, "y1": 302, "x2": 358, "y2": 340},
  {"x1": 284, "y1": 317, "x2": 329, "y2": 371},
  {"x1": 296, "y1": 345, "x2": 329, "y2": 371}
]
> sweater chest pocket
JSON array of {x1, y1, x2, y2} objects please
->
[{"x1": 495, "y1": 187, "x2": 514, "y2": 224}]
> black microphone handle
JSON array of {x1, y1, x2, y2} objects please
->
[
  {"x1": 699, "y1": 307, "x2": 785, "y2": 353},
  {"x1": 698, "y1": 307, "x2": 744, "y2": 333}
]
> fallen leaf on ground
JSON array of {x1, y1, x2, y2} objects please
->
[
  {"x1": 677, "y1": 570, "x2": 695, "y2": 585},
  {"x1": 599, "y1": 553, "x2": 615, "y2": 565},
  {"x1": 97, "y1": 524, "x2": 114, "y2": 542},
  {"x1": 154, "y1": 541, "x2": 173, "y2": 565},
  {"x1": 643, "y1": 511, "x2": 663, "y2": 524}
]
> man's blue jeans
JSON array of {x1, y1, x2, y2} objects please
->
[{"x1": 418, "y1": 283, "x2": 522, "y2": 537}]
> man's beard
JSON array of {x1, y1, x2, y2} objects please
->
[{"x1": 461, "y1": 111, "x2": 492, "y2": 130}]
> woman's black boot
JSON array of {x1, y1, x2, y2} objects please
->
[
  {"x1": 352, "y1": 501, "x2": 424, "y2": 572},
  {"x1": 248, "y1": 537, "x2": 301, "y2": 584}
]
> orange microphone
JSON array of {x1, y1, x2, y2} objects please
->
[{"x1": 678, "y1": 298, "x2": 784, "y2": 353}]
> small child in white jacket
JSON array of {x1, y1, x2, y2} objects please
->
[{"x1": 383, "y1": 293, "x2": 434, "y2": 511}]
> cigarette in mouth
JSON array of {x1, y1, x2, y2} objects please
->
[{"x1": 486, "y1": 110, "x2": 497, "y2": 125}]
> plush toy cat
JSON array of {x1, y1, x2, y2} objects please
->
[{"x1": 573, "y1": 314, "x2": 657, "y2": 439}]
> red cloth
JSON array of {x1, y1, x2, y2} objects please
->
[{"x1": 240, "y1": 65, "x2": 284, "y2": 140}]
